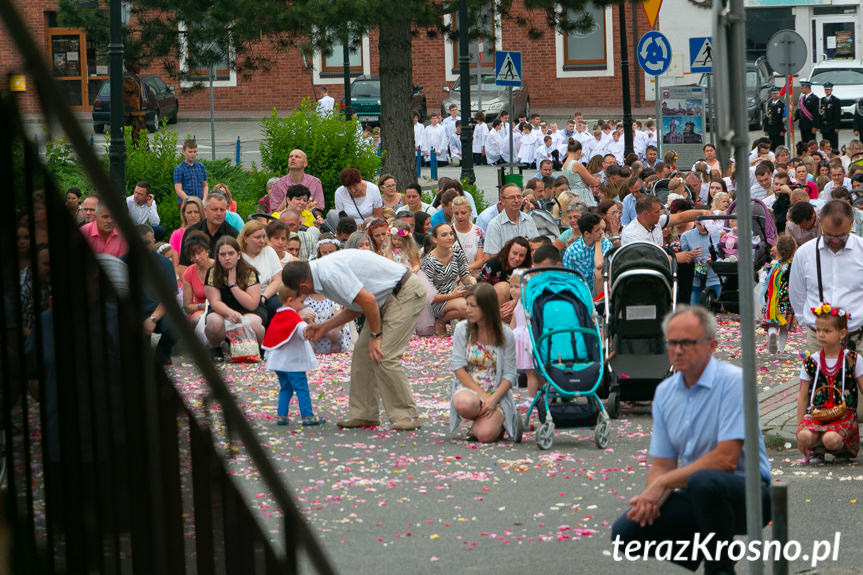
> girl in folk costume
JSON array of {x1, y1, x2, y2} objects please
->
[
  {"x1": 263, "y1": 286, "x2": 326, "y2": 427},
  {"x1": 796, "y1": 304, "x2": 861, "y2": 463},
  {"x1": 762, "y1": 235, "x2": 797, "y2": 354},
  {"x1": 384, "y1": 220, "x2": 422, "y2": 273}
]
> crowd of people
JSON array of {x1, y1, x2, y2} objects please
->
[{"x1": 9, "y1": 101, "x2": 861, "y2": 573}]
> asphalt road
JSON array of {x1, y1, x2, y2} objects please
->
[{"x1": 171, "y1": 316, "x2": 863, "y2": 575}]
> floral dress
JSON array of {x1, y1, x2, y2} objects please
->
[
  {"x1": 304, "y1": 295, "x2": 351, "y2": 354},
  {"x1": 799, "y1": 349, "x2": 860, "y2": 456},
  {"x1": 465, "y1": 341, "x2": 499, "y2": 394},
  {"x1": 761, "y1": 260, "x2": 793, "y2": 327}
]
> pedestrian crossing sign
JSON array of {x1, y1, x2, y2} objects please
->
[
  {"x1": 689, "y1": 37, "x2": 712, "y2": 73},
  {"x1": 495, "y1": 51, "x2": 522, "y2": 87}
]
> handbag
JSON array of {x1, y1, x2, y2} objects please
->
[
  {"x1": 224, "y1": 317, "x2": 261, "y2": 363},
  {"x1": 808, "y1": 350, "x2": 849, "y2": 423}
]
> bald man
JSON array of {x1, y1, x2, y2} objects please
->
[{"x1": 268, "y1": 149, "x2": 325, "y2": 212}]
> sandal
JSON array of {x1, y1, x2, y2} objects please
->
[
  {"x1": 806, "y1": 444, "x2": 826, "y2": 464},
  {"x1": 301, "y1": 415, "x2": 326, "y2": 427},
  {"x1": 276, "y1": 416, "x2": 288, "y2": 426}
]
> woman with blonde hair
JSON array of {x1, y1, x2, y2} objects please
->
[
  {"x1": 170, "y1": 196, "x2": 204, "y2": 269},
  {"x1": 238, "y1": 220, "x2": 283, "y2": 322}
]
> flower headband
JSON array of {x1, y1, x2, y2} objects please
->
[
  {"x1": 389, "y1": 226, "x2": 410, "y2": 237},
  {"x1": 315, "y1": 238, "x2": 341, "y2": 251},
  {"x1": 811, "y1": 302, "x2": 851, "y2": 320}
]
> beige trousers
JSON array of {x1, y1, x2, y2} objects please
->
[{"x1": 348, "y1": 275, "x2": 426, "y2": 423}]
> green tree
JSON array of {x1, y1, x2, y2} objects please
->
[{"x1": 69, "y1": 0, "x2": 616, "y2": 191}]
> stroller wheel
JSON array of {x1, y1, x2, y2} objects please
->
[
  {"x1": 607, "y1": 391, "x2": 621, "y2": 420},
  {"x1": 536, "y1": 421, "x2": 555, "y2": 450},
  {"x1": 594, "y1": 418, "x2": 611, "y2": 449},
  {"x1": 702, "y1": 289, "x2": 719, "y2": 313}
]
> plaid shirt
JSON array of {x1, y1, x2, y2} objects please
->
[
  {"x1": 173, "y1": 161, "x2": 208, "y2": 203},
  {"x1": 562, "y1": 236, "x2": 612, "y2": 295}
]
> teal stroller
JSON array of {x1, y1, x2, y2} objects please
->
[{"x1": 521, "y1": 268, "x2": 611, "y2": 450}]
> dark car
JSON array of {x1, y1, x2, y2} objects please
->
[
  {"x1": 92, "y1": 74, "x2": 179, "y2": 134},
  {"x1": 700, "y1": 56, "x2": 775, "y2": 129},
  {"x1": 339, "y1": 75, "x2": 427, "y2": 126}
]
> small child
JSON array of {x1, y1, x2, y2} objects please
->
[
  {"x1": 509, "y1": 270, "x2": 542, "y2": 409},
  {"x1": 680, "y1": 220, "x2": 719, "y2": 306},
  {"x1": 262, "y1": 286, "x2": 326, "y2": 426},
  {"x1": 384, "y1": 220, "x2": 422, "y2": 273},
  {"x1": 285, "y1": 234, "x2": 302, "y2": 261},
  {"x1": 797, "y1": 303, "x2": 861, "y2": 463},
  {"x1": 266, "y1": 220, "x2": 295, "y2": 267},
  {"x1": 762, "y1": 234, "x2": 797, "y2": 354}
]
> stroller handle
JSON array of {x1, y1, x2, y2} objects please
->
[
  {"x1": 521, "y1": 266, "x2": 588, "y2": 284},
  {"x1": 696, "y1": 215, "x2": 737, "y2": 220}
]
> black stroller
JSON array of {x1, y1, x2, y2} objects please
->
[
  {"x1": 601, "y1": 241, "x2": 677, "y2": 418},
  {"x1": 700, "y1": 199, "x2": 773, "y2": 314}
]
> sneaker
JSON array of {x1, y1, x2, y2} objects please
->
[
  {"x1": 768, "y1": 333, "x2": 778, "y2": 355},
  {"x1": 301, "y1": 415, "x2": 326, "y2": 427},
  {"x1": 517, "y1": 397, "x2": 535, "y2": 410},
  {"x1": 276, "y1": 416, "x2": 288, "y2": 426},
  {"x1": 807, "y1": 445, "x2": 826, "y2": 464}
]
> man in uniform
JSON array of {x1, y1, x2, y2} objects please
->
[
  {"x1": 762, "y1": 86, "x2": 786, "y2": 151},
  {"x1": 819, "y1": 82, "x2": 842, "y2": 151},
  {"x1": 794, "y1": 80, "x2": 820, "y2": 144},
  {"x1": 122, "y1": 58, "x2": 147, "y2": 144}
]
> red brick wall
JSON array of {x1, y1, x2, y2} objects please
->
[
  {"x1": 0, "y1": 0, "x2": 53, "y2": 114},
  {"x1": 2, "y1": 1, "x2": 650, "y2": 115}
]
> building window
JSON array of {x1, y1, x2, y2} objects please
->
[
  {"x1": 321, "y1": 36, "x2": 364, "y2": 75},
  {"x1": 562, "y1": 3, "x2": 608, "y2": 71},
  {"x1": 178, "y1": 23, "x2": 237, "y2": 88},
  {"x1": 449, "y1": 5, "x2": 496, "y2": 74}
]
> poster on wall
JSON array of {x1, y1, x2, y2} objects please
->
[{"x1": 659, "y1": 85, "x2": 706, "y2": 170}]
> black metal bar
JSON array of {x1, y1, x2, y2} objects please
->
[
  {"x1": 190, "y1": 417, "x2": 216, "y2": 575},
  {"x1": 108, "y1": 0, "x2": 126, "y2": 193},
  {"x1": 156, "y1": 371, "x2": 186, "y2": 574}
]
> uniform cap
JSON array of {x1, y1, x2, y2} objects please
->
[
  {"x1": 800, "y1": 80, "x2": 812, "y2": 87},
  {"x1": 770, "y1": 87, "x2": 781, "y2": 94},
  {"x1": 824, "y1": 82, "x2": 834, "y2": 89}
]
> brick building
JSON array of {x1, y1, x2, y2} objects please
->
[{"x1": 3, "y1": 0, "x2": 656, "y2": 117}]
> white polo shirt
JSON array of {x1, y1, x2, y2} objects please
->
[
  {"x1": 309, "y1": 249, "x2": 407, "y2": 311},
  {"x1": 620, "y1": 214, "x2": 670, "y2": 246}
]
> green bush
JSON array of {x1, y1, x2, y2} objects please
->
[
  {"x1": 461, "y1": 178, "x2": 489, "y2": 214},
  {"x1": 202, "y1": 158, "x2": 275, "y2": 220},
  {"x1": 110, "y1": 125, "x2": 182, "y2": 231},
  {"x1": 260, "y1": 99, "x2": 381, "y2": 211}
]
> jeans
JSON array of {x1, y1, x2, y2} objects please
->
[
  {"x1": 691, "y1": 283, "x2": 721, "y2": 306},
  {"x1": 611, "y1": 469, "x2": 771, "y2": 573},
  {"x1": 276, "y1": 371, "x2": 314, "y2": 418}
]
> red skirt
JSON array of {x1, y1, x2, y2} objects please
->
[{"x1": 798, "y1": 411, "x2": 860, "y2": 457}]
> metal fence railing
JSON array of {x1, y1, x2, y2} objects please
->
[{"x1": 0, "y1": 2, "x2": 335, "y2": 573}]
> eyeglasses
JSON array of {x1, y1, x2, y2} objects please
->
[
  {"x1": 503, "y1": 194, "x2": 523, "y2": 201},
  {"x1": 606, "y1": 210, "x2": 620, "y2": 216},
  {"x1": 821, "y1": 230, "x2": 849, "y2": 242},
  {"x1": 665, "y1": 337, "x2": 710, "y2": 350}
]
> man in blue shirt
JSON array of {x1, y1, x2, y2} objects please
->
[
  {"x1": 611, "y1": 306, "x2": 771, "y2": 573},
  {"x1": 620, "y1": 174, "x2": 645, "y2": 226}
]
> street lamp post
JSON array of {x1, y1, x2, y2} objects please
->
[
  {"x1": 618, "y1": 5, "x2": 634, "y2": 157},
  {"x1": 108, "y1": 0, "x2": 125, "y2": 196},
  {"x1": 457, "y1": 0, "x2": 475, "y2": 184}
]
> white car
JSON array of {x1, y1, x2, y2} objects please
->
[{"x1": 807, "y1": 60, "x2": 863, "y2": 123}]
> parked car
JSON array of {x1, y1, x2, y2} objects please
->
[
  {"x1": 339, "y1": 75, "x2": 427, "y2": 126},
  {"x1": 700, "y1": 56, "x2": 774, "y2": 129},
  {"x1": 440, "y1": 73, "x2": 529, "y2": 122},
  {"x1": 92, "y1": 74, "x2": 179, "y2": 134},
  {"x1": 807, "y1": 59, "x2": 863, "y2": 125}
]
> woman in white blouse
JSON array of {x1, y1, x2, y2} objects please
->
[
  {"x1": 238, "y1": 220, "x2": 283, "y2": 323},
  {"x1": 334, "y1": 167, "x2": 384, "y2": 224}
]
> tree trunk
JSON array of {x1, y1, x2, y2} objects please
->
[{"x1": 378, "y1": 18, "x2": 418, "y2": 186}]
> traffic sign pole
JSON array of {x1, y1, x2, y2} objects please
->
[
  {"x1": 637, "y1": 31, "x2": 672, "y2": 160},
  {"x1": 508, "y1": 86, "x2": 514, "y2": 175}
]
